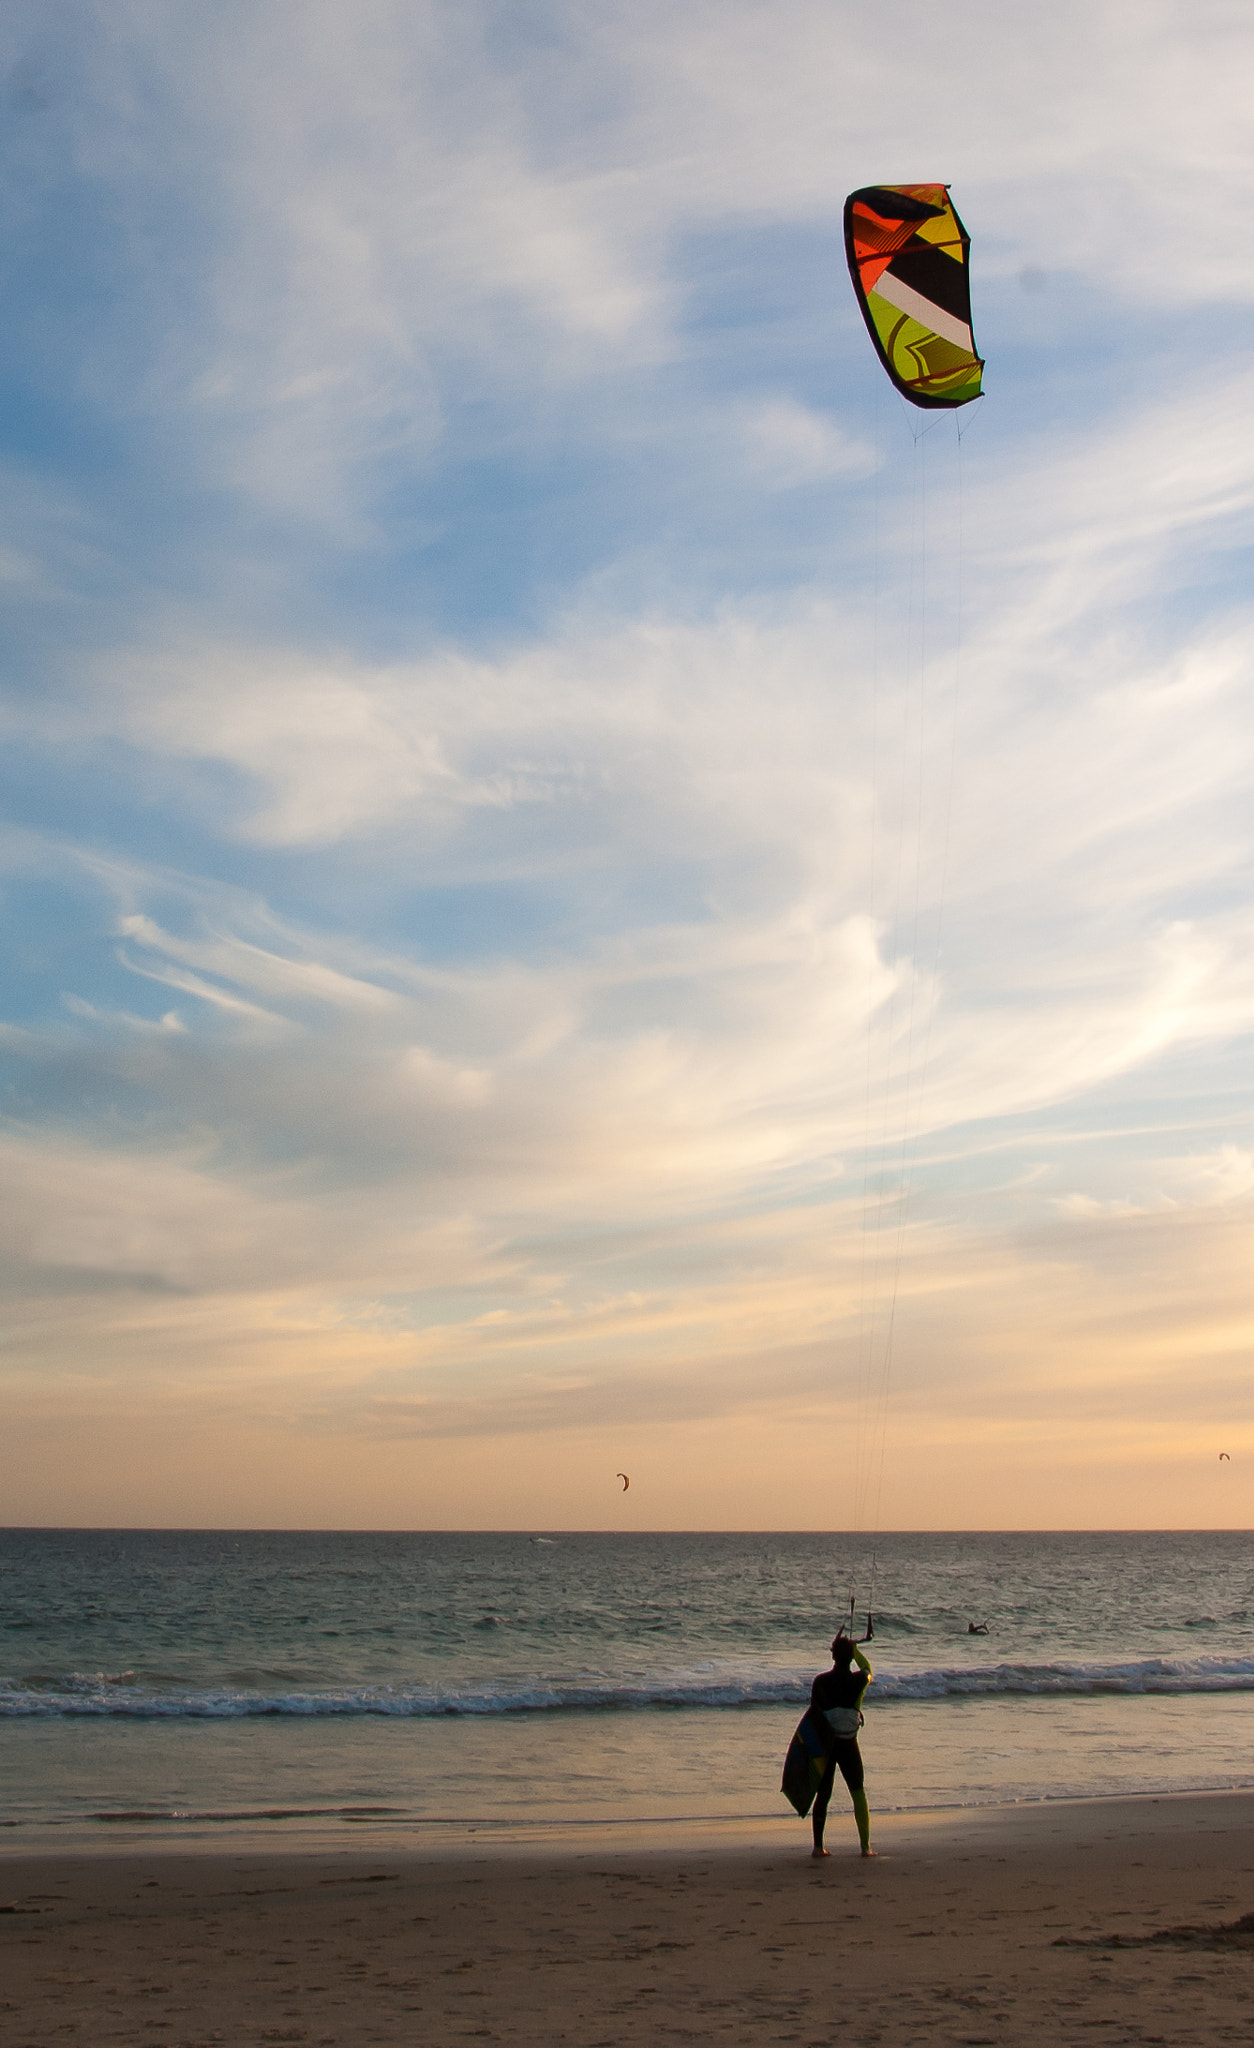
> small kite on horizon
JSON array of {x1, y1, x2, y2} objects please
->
[
  {"x1": 616, "y1": 1473, "x2": 630, "y2": 1491},
  {"x1": 1220, "y1": 1452, "x2": 1232, "y2": 1462}
]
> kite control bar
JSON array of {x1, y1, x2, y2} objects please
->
[
  {"x1": 840, "y1": 1572, "x2": 875, "y2": 1646},
  {"x1": 835, "y1": 1613, "x2": 874, "y2": 1645}
]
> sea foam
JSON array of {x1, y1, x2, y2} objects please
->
[{"x1": 5, "y1": 1652, "x2": 1254, "y2": 1718}]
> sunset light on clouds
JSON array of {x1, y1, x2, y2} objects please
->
[{"x1": 3, "y1": 0, "x2": 1254, "y2": 1528}]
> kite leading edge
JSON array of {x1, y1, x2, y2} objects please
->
[{"x1": 844, "y1": 184, "x2": 983, "y2": 409}]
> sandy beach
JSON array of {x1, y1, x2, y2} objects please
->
[{"x1": 5, "y1": 1792, "x2": 1254, "y2": 2045}]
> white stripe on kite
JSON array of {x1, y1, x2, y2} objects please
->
[{"x1": 871, "y1": 272, "x2": 973, "y2": 352}]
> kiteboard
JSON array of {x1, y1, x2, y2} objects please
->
[{"x1": 781, "y1": 1708, "x2": 830, "y2": 1819}]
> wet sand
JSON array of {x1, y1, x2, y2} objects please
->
[{"x1": 5, "y1": 1792, "x2": 1254, "y2": 2045}]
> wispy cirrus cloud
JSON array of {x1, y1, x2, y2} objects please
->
[{"x1": 6, "y1": 0, "x2": 1253, "y2": 528}]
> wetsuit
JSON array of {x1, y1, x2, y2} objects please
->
[{"x1": 808, "y1": 1645, "x2": 872, "y2": 1853}]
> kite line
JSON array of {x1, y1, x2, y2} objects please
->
[{"x1": 841, "y1": 185, "x2": 983, "y2": 1628}]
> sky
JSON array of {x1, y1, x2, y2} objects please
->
[{"x1": 3, "y1": 0, "x2": 1254, "y2": 1530}]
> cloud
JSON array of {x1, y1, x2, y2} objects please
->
[
  {"x1": 95, "y1": 642, "x2": 548, "y2": 846},
  {"x1": 4, "y1": 0, "x2": 1254, "y2": 1524},
  {"x1": 117, "y1": 912, "x2": 401, "y2": 1015},
  {"x1": 1056, "y1": 1143, "x2": 1254, "y2": 1220},
  {"x1": 9, "y1": 0, "x2": 1250, "y2": 527},
  {"x1": 740, "y1": 399, "x2": 874, "y2": 490},
  {"x1": 4, "y1": 347, "x2": 1252, "y2": 1284}
]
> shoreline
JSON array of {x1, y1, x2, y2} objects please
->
[
  {"x1": 7, "y1": 1790, "x2": 1254, "y2": 2044},
  {"x1": 6, "y1": 1777, "x2": 1254, "y2": 1861}
]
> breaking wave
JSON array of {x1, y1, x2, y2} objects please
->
[{"x1": 6, "y1": 1653, "x2": 1254, "y2": 1718}]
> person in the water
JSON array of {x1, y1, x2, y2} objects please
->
[{"x1": 808, "y1": 1635, "x2": 874, "y2": 1858}]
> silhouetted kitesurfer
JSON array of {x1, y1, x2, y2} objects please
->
[
  {"x1": 809, "y1": 1635, "x2": 874, "y2": 1859},
  {"x1": 967, "y1": 1620, "x2": 989, "y2": 1634}
]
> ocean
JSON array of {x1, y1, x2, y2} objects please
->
[{"x1": 3, "y1": 1529, "x2": 1254, "y2": 1848}]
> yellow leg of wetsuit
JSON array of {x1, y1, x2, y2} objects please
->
[{"x1": 852, "y1": 1788, "x2": 870, "y2": 1854}]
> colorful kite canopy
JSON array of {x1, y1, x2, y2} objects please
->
[{"x1": 844, "y1": 185, "x2": 983, "y2": 410}]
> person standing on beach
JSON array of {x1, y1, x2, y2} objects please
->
[{"x1": 809, "y1": 1635, "x2": 874, "y2": 1859}]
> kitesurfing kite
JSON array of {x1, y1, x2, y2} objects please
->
[
  {"x1": 1220, "y1": 1453, "x2": 1231, "y2": 1462},
  {"x1": 617, "y1": 1472, "x2": 630, "y2": 1491},
  {"x1": 844, "y1": 185, "x2": 983, "y2": 409}
]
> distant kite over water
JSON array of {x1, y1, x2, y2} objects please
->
[
  {"x1": 1220, "y1": 1452, "x2": 1231, "y2": 1462},
  {"x1": 617, "y1": 1473, "x2": 630, "y2": 1492},
  {"x1": 844, "y1": 184, "x2": 983, "y2": 410}
]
